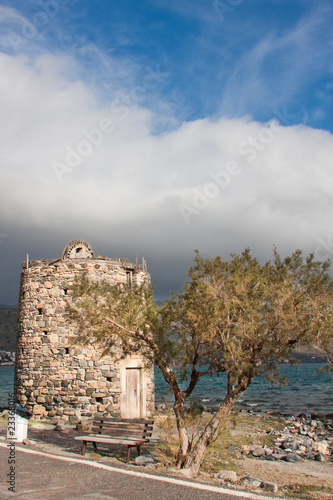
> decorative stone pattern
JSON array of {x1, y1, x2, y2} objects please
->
[{"x1": 15, "y1": 240, "x2": 154, "y2": 420}]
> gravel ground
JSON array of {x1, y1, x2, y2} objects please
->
[{"x1": 1, "y1": 415, "x2": 333, "y2": 500}]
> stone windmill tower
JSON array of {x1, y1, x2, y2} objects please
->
[{"x1": 15, "y1": 240, "x2": 154, "y2": 421}]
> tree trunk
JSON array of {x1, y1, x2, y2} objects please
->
[
  {"x1": 182, "y1": 397, "x2": 237, "y2": 476},
  {"x1": 172, "y1": 393, "x2": 191, "y2": 467}
]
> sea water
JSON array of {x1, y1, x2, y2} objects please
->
[
  {"x1": 1, "y1": 363, "x2": 332, "y2": 415},
  {"x1": 154, "y1": 363, "x2": 333, "y2": 415},
  {"x1": 0, "y1": 366, "x2": 15, "y2": 408}
]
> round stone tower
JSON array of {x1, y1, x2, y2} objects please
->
[{"x1": 15, "y1": 240, "x2": 154, "y2": 420}]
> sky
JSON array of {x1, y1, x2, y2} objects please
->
[{"x1": 1, "y1": 0, "x2": 333, "y2": 304}]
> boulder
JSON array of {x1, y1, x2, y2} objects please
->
[
  {"x1": 315, "y1": 441, "x2": 329, "y2": 455},
  {"x1": 270, "y1": 452, "x2": 287, "y2": 461},
  {"x1": 216, "y1": 470, "x2": 238, "y2": 483},
  {"x1": 240, "y1": 476, "x2": 262, "y2": 488},
  {"x1": 135, "y1": 454, "x2": 157, "y2": 466},
  {"x1": 284, "y1": 453, "x2": 301, "y2": 462},
  {"x1": 54, "y1": 423, "x2": 66, "y2": 431},
  {"x1": 265, "y1": 454, "x2": 278, "y2": 461},
  {"x1": 315, "y1": 452, "x2": 326, "y2": 462},
  {"x1": 260, "y1": 481, "x2": 278, "y2": 493},
  {"x1": 252, "y1": 447, "x2": 266, "y2": 457}
]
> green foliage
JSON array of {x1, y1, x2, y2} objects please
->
[
  {"x1": 67, "y1": 275, "x2": 157, "y2": 360},
  {"x1": 66, "y1": 248, "x2": 333, "y2": 473},
  {"x1": 188, "y1": 248, "x2": 333, "y2": 393}
]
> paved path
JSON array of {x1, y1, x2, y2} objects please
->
[{"x1": 0, "y1": 444, "x2": 277, "y2": 500}]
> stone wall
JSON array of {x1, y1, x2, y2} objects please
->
[{"x1": 15, "y1": 240, "x2": 154, "y2": 420}]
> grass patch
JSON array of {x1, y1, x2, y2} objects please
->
[
  {"x1": 282, "y1": 483, "x2": 333, "y2": 500},
  {"x1": 199, "y1": 410, "x2": 286, "y2": 474},
  {"x1": 150, "y1": 408, "x2": 287, "y2": 473}
]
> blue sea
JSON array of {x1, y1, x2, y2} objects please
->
[
  {"x1": 155, "y1": 363, "x2": 333, "y2": 416},
  {"x1": 1, "y1": 363, "x2": 332, "y2": 416}
]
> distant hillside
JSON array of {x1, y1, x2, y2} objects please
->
[{"x1": 0, "y1": 306, "x2": 18, "y2": 351}]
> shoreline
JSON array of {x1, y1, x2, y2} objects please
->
[{"x1": 1, "y1": 361, "x2": 333, "y2": 417}]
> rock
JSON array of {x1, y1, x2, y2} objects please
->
[
  {"x1": 252, "y1": 447, "x2": 266, "y2": 457},
  {"x1": 260, "y1": 481, "x2": 278, "y2": 493},
  {"x1": 54, "y1": 423, "x2": 66, "y2": 431},
  {"x1": 315, "y1": 452, "x2": 326, "y2": 462},
  {"x1": 177, "y1": 468, "x2": 193, "y2": 479},
  {"x1": 269, "y1": 452, "x2": 287, "y2": 461},
  {"x1": 76, "y1": 421, "x2": 90, "y2": 431},
  {"x1": 135, "y1": 454, "x2": 157, "y2": 466},
  {"x1": 315, "y1": 441, "x2": 329, "y2": 455},
  {"x1": 281, "y1": 439, "x2": 298, "y2": 451},
  {"x1": 240, "y1": 476, "x2": 262, "y2": 488},
  {"x1": 283, "y1": 453, "x2": 301, "y2": 462},
  {"x1": 105, "y1": 404, "x2": 115, "y2": 412},
  {"x1": 302, "y1": 438, "x2": 312, "y2": 449},
  {"x1": 102, "y1": 371, "x2": 117, "y2": 379},
  {"x1": 265, "y1": 454, "x2": 278, "y2": 461},
  {"x1": 311, "y1": 413, "x2": 325, "y2": 420},
  {"x1": 227, "y1": 444, "x2": 239, "y2": 452},
  {"x1": 69, "y1": 415, "x2": 80, "y2": 424},
  {"x1": 32, "y1": 404, "x2": 48, "y2": 416},
  {"x1": 216, "y1": 470, "x2": 238, "y2": 483}
]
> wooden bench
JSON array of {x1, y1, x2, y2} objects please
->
[{"x1": 74, "y1": 416, "x2": 154, "y2": 463}]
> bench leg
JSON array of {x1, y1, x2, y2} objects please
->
[
  {"x1": 136, "y1": 444, "x2": 141, "y2": 457},
  {"x1": 81, "y1": 441, "x2": 86, "y2": 456},
  {"x1": 93, "y1": 442, "x2": 98, "y2": 453},
  {"x1": 126, "y1": 446, "x2": 132, "y2": 464}
]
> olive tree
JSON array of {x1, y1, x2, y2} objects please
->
[{"x1": 67, "y1": 248, "x2": 333, "y2": 476}]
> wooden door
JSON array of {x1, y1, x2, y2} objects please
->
[{"x1": 125, "y1": 368, "x2": 142, "y2": 418}]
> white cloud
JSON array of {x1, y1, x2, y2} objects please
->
[{"x1": 1, "y1": 51, "x2": 333, "y2": 301}]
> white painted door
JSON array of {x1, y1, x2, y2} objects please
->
[{"x1": 125, "y1": 368, "x2": 142, "y2": 418}]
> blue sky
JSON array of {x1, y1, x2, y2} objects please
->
[
  {"x1": 2, "y1": 0, "x2": 333, "y2": 127},
  {"x1": 1, "y1": 0, "x2": 333, "y2": 303}
]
